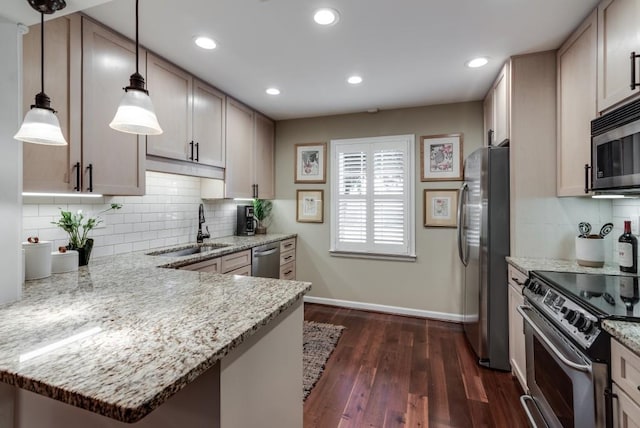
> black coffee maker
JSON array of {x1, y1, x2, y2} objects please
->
[{"x1": 236, "y1": 205, "x2": 256, "y2": 236}]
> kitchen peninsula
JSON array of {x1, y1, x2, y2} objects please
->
[{"x1": 0, "y1": 234, "x2": 310, "y2": 428}]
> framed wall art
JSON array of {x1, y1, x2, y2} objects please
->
[
  {"x1": 423, "y1": 189, "x2": 459, "y2": 228},
  {"x1": 294, "y1": 142, "x2": 327, "y2": 183},
  {"x1": 420, "y1": 133, "x2": 463, "y2": 181},
  {"x1": 296, "y1": 189, "x2": 324, "y2": 223}
]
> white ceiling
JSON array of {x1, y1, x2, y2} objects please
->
[{"x1": 7, "y1": 0, "x2": 600, "y2": 120}]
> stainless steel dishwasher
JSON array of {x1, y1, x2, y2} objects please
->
[{"x1": 251, "y1": 242, "x2": 280, "y2": 278}]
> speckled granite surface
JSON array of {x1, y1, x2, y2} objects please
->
[
  {"x1": 602, "y1": 320, "x2": 640, "y2": 354},
  {"x1": 0, "y1": 234, "x2": 310, "y2": 423}
]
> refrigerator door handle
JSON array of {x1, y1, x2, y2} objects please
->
[{"x1": 457, "y1": 182, "x2": 469, "y2": 266}]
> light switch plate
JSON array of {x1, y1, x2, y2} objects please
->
[{"x1": 631, "y1": 216, "x2": 640, "y2": 235}]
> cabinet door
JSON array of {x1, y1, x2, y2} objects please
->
[
  {"x1": 22, "y1": 14, "x2": 81, "y2": 192},
  {"x1": 193, "y1": 79, "x2": 225, "y2": 168},
  {"x1": 557, "y1": 10, "x2": 597, "y2": 197},
  {"x1": 82, "y1": 18, "x2": 145, "y2": 195},
  {"x1": 225, "y1": 98, "x2": 255, "y2": 198},
  {"x1": 146, "y1": 53, "x2": 192, "y2": 161},
  {"x1": 598, "y1": 0, "x2": 640, "y2": 112},
  {"x1": 253, "y1": 113, "x2": 275, "y2": 199},
  {"x1": 613, "y1": 384, "x2": 640, "y2": 428},
  {"x1": 493, "y1": 63, "x2": 510, "y2": 145},
  {"x1": 508, "y1": 267, "x2": 527, "y2": 390},
  {"x1": 483, "y1": 91, "x2": 493, "y2": 147}
]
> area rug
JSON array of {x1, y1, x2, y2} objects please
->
[{"x1": 303, "y1": 320, "x2": 345, "y2": 400}]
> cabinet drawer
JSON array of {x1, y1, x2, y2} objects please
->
[
  {"x1": 280, "y1": 238, "x2": 296, "y2": 253},
  {"x1": 221, "y1": 250, "x2": 251, "y2": 274},
  {"x1": 180, "y1": 257, "x2": 221, "y2": 273},
  {"x1": 508, "y1": 265, "x2": 528, "y2": 288},
  {"x1": 613, "y1": 384, "x2": 640, "y2": 428},
  {"x1": 280, "y1": 250, "x2": 296, "y2": 266},
  {"x1": 280, "y1": 262, "x2": 296, "y2": 280},
  {"x1": 612, "y1": 339, "x2": 640, "y2": 404},
  {"x1": 226, "y1": 264, "x2": 252, "y2": 277}
]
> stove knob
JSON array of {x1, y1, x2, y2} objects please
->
[
  {"x1": 579, "y1": 320, "x2": 594, "y2": 334},
  {"x1": 560, "y1": 306, "x2": 568, "y2": 314},
  {"x1": 573, "y1": 314, "x2": 586, "y2": 328},
  {"x1": 563, "y1": 309, "x2": 576, "y2": 321}
]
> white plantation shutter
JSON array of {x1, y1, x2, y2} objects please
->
[{"x1": 331, "y1": 135, "x2": 415, "y2": 257}]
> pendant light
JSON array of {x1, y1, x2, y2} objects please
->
[
  {"x1": 14, "y1": 0, "x2": 68, "y2": 146},
  {"x1": 109, "y1": 0, "x2": 162, "y2": 135}
]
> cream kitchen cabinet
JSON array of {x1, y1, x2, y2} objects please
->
[
  {"x1": 597, "y1": 0, "x2": 640, "y2": 112},
  {"x1": 146, "y1": 54, "x2": 225, "y2": 168},
  {"x1": 22, "y1": 14, "x2": 81, "y2": 193},
  {"x1": 220, "y1": 250, "x2": 252, "y2": 275},
  {"x1": 225, "y1": 99, "x2": 275, "y2": 199},
  {"x1": 279, "y1": 238, "x2": 296, "y2": 280},
  {"x1": 484, "y1": 63, "x2": 510, "y2": 146},
  {"x1": 507, "y1": 265, "x2": 527, "y2": 390},
  {"x1": 611, "y1": 339, "x2": 640, "y2": 427},
  {"x1": 81, "y1": 17, "x2": 146, "y2": 195},
  {"x1": 557, "y1": 9, "x2": 597, "y2": 197},
  {"x1": 180, "y1": 257, "x2": 221, "y2": 273}
]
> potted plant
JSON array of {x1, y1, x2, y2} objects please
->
[
  {"x1": 252, "y1": 199, "x2": 272, "y2": 235},
  {"x1": 52, "y1": 203, "x2": 122, "y2": 266}
]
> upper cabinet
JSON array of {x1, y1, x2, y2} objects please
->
[
  {"x1": 22, "y1": 15, "x2": 81, "y2": 193},
  {"x1": 557, "y1": 9, "x2": 597, "y2": 197},
  {"x1": 483, "y1": 63, "x2": 510, "y2": 146},
  {"x1": 146, "y1": 54, "x2": 226, "y2": 168},
  {"x1": 23, "y1": 15, "x2": 145, "y2": 195},
  {"x1": 225, "y1": 99, "x2": 275, "y2": 199},
  {"x1": 597, "y1": 0, "x2": 640, "y2": 112}
]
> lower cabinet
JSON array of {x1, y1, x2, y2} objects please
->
[
  {"x1": 279, "y1": 238, "x2": 296, "y2": 280},
  {"x1": 611, "y1": 339, "x2": 640, "y2": 427},
  {"x1": 180, "y1": 257, "x2": 221, "y2": 273},
  {"x1": 508, "y1": 265, "x2": 527, "y2": 390},
  {"x1": 220, "y1": 250, "x2": 251, "y2": 275}
]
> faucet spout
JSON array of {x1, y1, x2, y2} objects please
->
[{"x1": 196, "y1": 203, "x2": 210, "y2": 243}]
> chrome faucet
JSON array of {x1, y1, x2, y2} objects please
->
[{"x1": 196, "y1": 203, "x2": 210, "y2": 243}]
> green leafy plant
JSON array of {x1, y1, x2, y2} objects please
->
[
  {"x1": 52, "y1": 203, "x2": 122, "y2": 248},
  {"x1": 252, "y1": 199, "x2": 272, "y2": 229}
]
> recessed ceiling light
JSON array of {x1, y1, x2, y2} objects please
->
[
  {"x1": 466, "y1": 57, "x2": 489, "y2": 68},
  {"x1": 266, "y1": 88, "x2": 280, "y2": 95},
  {"x1": 347, "y1": 75, "x2": 363, "y2": 85},
  {"x1": 314, "y1": 8, "x2": 340, "y2": 26},
  {"x1": 194, "y1": 36, "x2": 217, "y2": 50}
]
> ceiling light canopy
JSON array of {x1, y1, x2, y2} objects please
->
[
  {"x1": 466, "y1": 57, "x2": 489, "y2": 68},
  {"x1": 347, "y1": 75, "x2": 363, "y2": 85},
  {"x1": 194, "y1": 36, "x2": 216, "y2": 50},
  {"x1": 14, "y1": 0, "x2": 68, "y2": 146},
  {"x1": 314, "y1": 8, "x2": 339, "y2": 26},
  {"x1": 110, "y1": 0, "x2": 162, "y2": 135},
  {"x1": 266, "y1": 88, "x2": 280, "y2": 95}
]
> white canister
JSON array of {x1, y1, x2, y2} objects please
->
[
  {"x1": 22, "y1": 241, "x2": 53, "y2": 280},
  {"x1": 51, "y1": 250, "x2": 79, "y2": 274},
  {"x1": 575, "y1": 235, "x2": 605, "y2": 268}
]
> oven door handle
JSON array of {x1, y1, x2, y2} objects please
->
[{"x1": 517, "y1": 305, "x2": 592, "y2": 373}]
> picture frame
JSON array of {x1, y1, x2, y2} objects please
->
[
  {"x1": 294, "y1": 142, "x2": 327, "y2": 183},
  {"x1": 296, "y1": 189, "x2": 324, "y2": 223},
  {"x1": 424, "y1": 189, "x2": 459, "y2": 228},
  {"x1": 420, "y1": 133, "x2": 463, "y2": 181}
]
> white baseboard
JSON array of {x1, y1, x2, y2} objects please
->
[{"x1": 303, "y1": 296, "x2": 464, "y2": 323}]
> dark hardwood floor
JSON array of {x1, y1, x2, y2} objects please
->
[{"x1": 303, "y1": 303, "x2": 528, "y2": 428}]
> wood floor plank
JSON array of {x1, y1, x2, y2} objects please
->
[{"x1": 303, "y1": 303, "x2": 528, "y2": 428}]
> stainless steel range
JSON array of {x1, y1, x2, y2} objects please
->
[{"x1": 519, "y1": 270, "x2": 640, "y2": 428}]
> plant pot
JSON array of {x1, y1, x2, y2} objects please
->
[
  {"x1": 69, "y1": 238, "x2": 94, "y2": 266},
  {"x1": 256, "y1": 226, "x2": 267, "y2": 235}
]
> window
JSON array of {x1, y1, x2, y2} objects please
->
[{"x1": 330, "y1": 134, "x2": 415, "y2": 259}]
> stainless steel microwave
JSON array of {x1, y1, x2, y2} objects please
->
[{"x1": 591, "y1": 98, "x2": 640, "y2": 193}]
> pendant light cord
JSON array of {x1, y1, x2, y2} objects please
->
[
  {"x1": 135, "y1": 0, "x2": 139, "y2": 75},
  {"x1": 40, "y1": 12, "x2": 44, "y2": 95}
]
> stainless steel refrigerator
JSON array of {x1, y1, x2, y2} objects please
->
[{"x1": 457, "y1": 146, "x2": 510, "y2": 371}]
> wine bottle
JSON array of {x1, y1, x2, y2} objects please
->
[{"x1": 619, "y1": 220, "x2": 638, "y2": 273}]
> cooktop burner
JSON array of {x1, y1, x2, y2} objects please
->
[{"x1": 534, "y1": 270, "x2": 640, "y2": 320}]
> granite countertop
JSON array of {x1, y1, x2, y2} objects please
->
[
  {"x1": 0, "y1": 233, "x2": 310, "y2": 423},
  {"x1": 602, "y1": 320, "x2": 640, "y2": 354}
]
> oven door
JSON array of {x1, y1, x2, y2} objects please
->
[
  {"x1": 517, "y1": 305, "x2": 607, "y2": 428},
  {"x1": 592, "y1": 119, "x2": 640, "y2": 192}
]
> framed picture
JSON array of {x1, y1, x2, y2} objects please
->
[
  {"x1": 297, "y1": 189, "x2": 324, "y2": 223},
  {"x1": 420, "y1": 133, "x2": 463, "y2": 181},
  {"x1": 295, "y1": 142, "x2": 327, "y2": 183},
  {"x1": 424, "y1": 189, "x2": 459, "y2": 228}
]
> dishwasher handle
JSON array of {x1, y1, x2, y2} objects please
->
[{"x1": 253, "y1": 247, "x2": 278, "y2": 257}]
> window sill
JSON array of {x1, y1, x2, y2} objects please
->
[{"x1": 328, "y1": 250, "x2": 416, "y2": 262}]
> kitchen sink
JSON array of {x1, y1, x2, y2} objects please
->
[{"x1": 147, "y1": 243, "x2": 230, "y2": 257}]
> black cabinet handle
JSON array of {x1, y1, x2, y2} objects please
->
[
  {"x1": 488, "y1": 129, "x2": 494, "y2": 146},
  {"x1": 511, "y1": 277, "x2": 524, "y2": 286},
  {"x1": 195, "y1": 142, "x2": 199, "y2": 162},
  {"x1": 631, "y1": 52, "x2": 640, "y2": 90},
  {"x1": 584, "y1": 164, "x2": 591, "y2": 194},
  {"x1": 189, "y1": 141, "x2": 194, "y2": 161},
  {"x1": 73, "y1": 162, "x2": 80, "y2": 191},
  {"x1": 87, "y1": 164, "x2": 93, "y2": 192}
]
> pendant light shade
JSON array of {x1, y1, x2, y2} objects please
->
[
  {"x1": 109, "y1": 0, "x2": 162, "y2": 135},
  {"x1": 15, "y1": 2, "x2": 68, "y2": 146}
]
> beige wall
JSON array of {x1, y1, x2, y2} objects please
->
[{"x1": 272, "y1": 102, "x2": 483, "y2": 317}]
